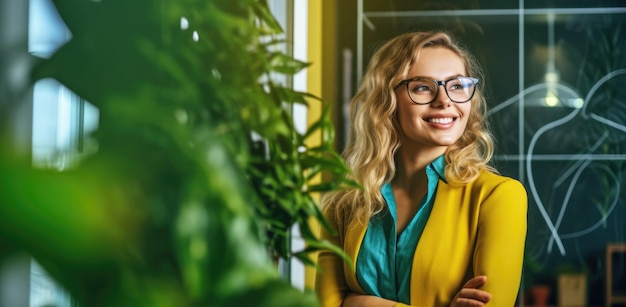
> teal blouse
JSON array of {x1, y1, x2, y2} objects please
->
[{"x1": 355, "y1": 155, "x2": 446, "y2": 304}]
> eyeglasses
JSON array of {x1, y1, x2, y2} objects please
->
[{"x1": 395, "y1": 76, "x2": 479, "y2": 105}]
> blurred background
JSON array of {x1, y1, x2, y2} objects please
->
[{"x1": 1, "y1": 1, "x2": 329, "y2": 306}]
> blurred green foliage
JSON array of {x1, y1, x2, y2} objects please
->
[{"x1": 0, "y1": 0, "x2": 354, "y2": 306}]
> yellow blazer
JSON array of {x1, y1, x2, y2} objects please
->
[{"x1": 315, "y1": 171, "x2": 528, "y2": 307}]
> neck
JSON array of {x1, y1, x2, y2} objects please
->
[{"x1": 393, "y1": 144, "x2": 445, "y2": 189}]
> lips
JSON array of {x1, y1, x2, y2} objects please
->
[{"x1": 424, "y1": 117, "x2": 456, "y2": 124}]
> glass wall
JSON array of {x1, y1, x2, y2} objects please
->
[{"x1": 336, "y1": 0, "x2": 626, "y2": 305}]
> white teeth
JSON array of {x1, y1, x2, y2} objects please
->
[{"x1": 427, "y1": 117, "x2": 454, "y2": 124}]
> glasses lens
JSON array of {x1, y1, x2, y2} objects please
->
[
  {"x1": 407, "y1": 79, "x2": 437, "y2": 104},
  {"x1": 446, "y1": 77, "x2": 476, "y2": 102}
]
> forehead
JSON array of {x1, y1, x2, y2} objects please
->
[{"x1": 408, "y1": 47, "x2": 466, "y2": 79}]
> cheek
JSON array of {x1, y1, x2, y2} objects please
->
[
  {"x1": 396, "y1": 108, "x2": 421, "y2": 130},
  {"x1": 460, "y1": 106, "x2": 474, "y2": 132},
  {"x1": 461, "y1": 105, "x2": 473, "y2": 123}
]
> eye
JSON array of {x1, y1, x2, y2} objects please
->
[
  {"x1": 447, "y1": 77, "x2": 476, "y2": 92},
  {"x1": 409, "y1": 81, "x2": 434, "y2": 94},
  {"x1": 447, "y1": 80, "x2": 464, "y2": 91}
]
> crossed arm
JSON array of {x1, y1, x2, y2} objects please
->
[{"x1": 341, "y1": 276, "x2": 492, "y2": 307}]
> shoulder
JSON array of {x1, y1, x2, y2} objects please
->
[
  {"x1": 320, "y1": 190, "x2": 355, "y2": 230},
  {"x1": 464, "y1": 171, "x2": 528, "y2": 212},
  {"x1": 470, "y1": 170, "x2": 526, "y2": 193},
  {"x1": 466, "y1": 172, "x2": 528, "y2": 224},
  {"x1": 450, "y1": 171, "x2": 528, "y2": 205},
  {"x1": 321, "y1": 191, "x2": 343, "y2": 221},
  {"x1": 439, "y1": 171, "x2": 527, "y2": 208}
]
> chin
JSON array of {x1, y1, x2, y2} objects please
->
[{"x1": 436, "y1": 137, "x2": 462, "y2": 146}]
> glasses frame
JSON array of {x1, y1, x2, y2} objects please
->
[{"x1": 395, "y1": 77, "x2": 479, "y2": 105}]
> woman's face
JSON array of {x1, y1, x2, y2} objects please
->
[{"x1": 394, "y1": 46, "x2": 471, "y2": 152}]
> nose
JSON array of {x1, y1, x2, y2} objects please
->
[{"x1": 431, "y1": 84, "x2": 451, "y2": 108}]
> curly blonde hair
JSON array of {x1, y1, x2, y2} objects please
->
[{"x1": 323, "y1": 31, "x2": 497, "y2": 224}]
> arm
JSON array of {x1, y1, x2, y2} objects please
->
[
  {"x1": 474, "y1": 179, "x2": 528, "y2": 306},
  {"x1": 449, "y1": 276, "x2": 492, "y2": 307},
  {"x1": 343, "y1": 276, "x2": 491, "y2": 307}
]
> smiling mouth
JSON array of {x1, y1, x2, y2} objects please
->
[{"x1": 425, "y1": 117, "x2": 456, "y2": 124}]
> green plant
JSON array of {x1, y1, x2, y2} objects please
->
[
  {"x1": 0, "y1": 0, "x2": 353, "y2": 306},
  {"x1": 555, "y1": 262, "x2": 587, "y2": 276}
]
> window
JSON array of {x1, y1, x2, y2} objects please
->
[{"x1": 27, "y1": 0, "x2": 99, "y2": 305}]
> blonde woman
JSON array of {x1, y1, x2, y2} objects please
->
[{"x1": 315, "y1": 31, "x2": 527, "y2": 307}]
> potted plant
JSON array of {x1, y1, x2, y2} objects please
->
[
  {"x1": 529, "y1": 284, "x2": 552, "y2": 307},
  {"x1": 522, "y1": 251, "x2": 552, "y2": 306},
  {"x1": 555, "y1": 263, "x2": 588, "y2": 307}
]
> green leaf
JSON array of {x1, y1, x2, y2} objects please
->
[
  {"x1": 304, "y1": 239, "x2": 353, "y2": 269},
  {"x1": 269, "y1": 52, "x2": 310, "y2": 74},
  {"x1": 251, "y1": 1, "x2": 284, "y2": 34}
]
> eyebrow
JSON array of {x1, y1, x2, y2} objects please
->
[{"x1": 405, "y1": 74, "x2": 466, "y2": 80}]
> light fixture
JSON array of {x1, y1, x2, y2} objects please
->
[{"x1": 525, "y1": 13, "x2": 583, "y2": 108}]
